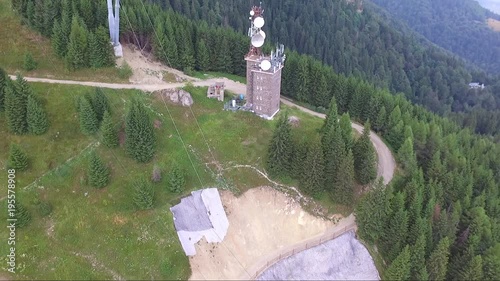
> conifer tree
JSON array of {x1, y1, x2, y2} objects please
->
[
  {"x1": 168, "y1": 163, "x2": 185, "y2": 193},
  {"x1": 95, "y1": 26, "x2": 115, "y2": 67},
  {"x1": 381, "y1": 192, "x2": 408, "y2": 261},
  {"x1": 133, "y1": 178, "x2": 155, "y2": 210},
  {"x1": 196, "y1": 39, "x2": 210, "y2": 71},
  {"x1": 23, "y1": 52, "x2": 37, "y2": 71},
  {"x1": 42, "y1": 0, "x2": 57, "y2": 37},
  {"x1": 460, "y1": 255, "x2": 483, "y2": 281},
  {"x1": 78, "y1": 96, "x2": 99, "y2": 135},
  {"x1": 355, "y1": 178, "x2": 391, "y2": 243},
  {"x1": 92, "y1": 88, "x2": 110, "y2": 123},
  {"x1": 334, "y1": 148, "x2": 355, "y2": 204},
  {"x1": 14, "y1": 202, "x2": 31, "y2": 228},
  {"x1": 88, "y1": 31, "x2": 100, "y2": 68},
  {"x1": 299, "y1": 138, "x2": 325, "y2": 195},
  {"x1": 291, "y1": 140, "x2": 307, "y2": 179},
  {"x1": 322, "y1": 123, "x2": 345, "y2": 196},
  {"x1": 88, "y1": 152, "x2": 110, "y2": 188},
  {"x1": 101, "y1": 111, "x2": 119, "y2": 148},
  {"x1": 427, "y1": 237, "x2": 451, "y2": 281},
  {"x1": 8, "y1": 144, "x2": 29, "y2": 171},
  {"x1": 321, "y1": 97, "x2": 338, "y2": 134},
  {"x1": 373, "y1": 105, "x2": 387, "y2": 133},
  {"x1": 27, "y1": 95, "x2": 49, "y2": 135},
  {"x1": 398, "y1": 137, "x2": 418, "y2": 172},
  {"x1": 0, "y1": 67, "x2": 6, "y2": 111},
  {"x1": 483, "y1": 244, "x2": 500, "y2": 280},
  {"x1": 65, "y1": 16, "x2": 88, "y2": 70},
  {"x1": 384, "y1": 245, "x2": 411, "y2": 281},
  {"x1": 410, "y1": 234, "x2": 429, "y2": 280},
  {"x1": 339, "y1": 113, "x2": 353, "y2": 152},
  {"x1": 354, "y1": 122, "x2": 377, "y2": 184},
  {"x1": 5, "y1": 76, "x2": 29, "y2": 135},
  {"x1": 52, "y1": 20, "x2": 67, "y2": 58},
  {"x1": 266, "y1": 113, "x2": 293, "y2": 178},
  {"x1": 125, "y1": 100, "x2": 156, "y2": 163}
]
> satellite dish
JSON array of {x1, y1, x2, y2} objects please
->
[
  {"x1": 251, "y1": 31, "x2": 266, "y2": 48},
  {"x1": 260, "y1": 60, "x2": 271, "y2": 71},
  {"x1": 254, "y1": 16, "x2": 265, "y2": 28},
  {"x1": 250, "y1": 10, "x2": 255, "y2": 16}
]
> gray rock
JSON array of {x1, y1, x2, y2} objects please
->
[{"x1": 179, "y1": 89, "x2": 194, "y2": 107}]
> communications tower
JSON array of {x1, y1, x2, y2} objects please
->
[
  {"x1": 245, "y1": 3, "x2": 286, "y2": 119},
  {"x1": 107, "y1": 0, "x2": 123, "y2": 57}
]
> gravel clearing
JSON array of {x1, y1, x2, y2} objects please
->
[{"x1": 257, "y1": 231, "x2": 380, "y2": 280}]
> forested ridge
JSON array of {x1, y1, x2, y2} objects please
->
[
  {"x1": 369, "y1": 0, "x2": 500, "y2": 74},
  {"x1": 6, "y1": 0, "x2": 500, "y2": 279}
]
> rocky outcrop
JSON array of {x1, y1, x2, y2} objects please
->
[{"x1": 158, "y1": 89, "x2": 194, "y2": 107}]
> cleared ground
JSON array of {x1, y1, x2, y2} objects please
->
[
  {"x1": 188, "y1": 186, "x2": 336, "y2": 280},
  {"x1": 487, "y1": 18, "x2": 500, "y2": 31},
  {"x1": 257, "y1": 231, "x2": 379, "y2": 280}
]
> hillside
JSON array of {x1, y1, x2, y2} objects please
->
[
  {"x1": 476, "y1": 0, "x2": 500, "y2": 14},
  {"x1": 140, "y1": 0, "x2": 500, "y2": 136},
  {"x1": 369, "y1": 0, "x2": 500, "y2": 74}
]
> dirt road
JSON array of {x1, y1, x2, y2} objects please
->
[{"x1": 10, "y1": 75, "x2": 395, "y2": 184}]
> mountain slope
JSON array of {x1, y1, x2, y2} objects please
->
[{"x1": 369, "y1": 0, "x2": 500, "y2": 73}]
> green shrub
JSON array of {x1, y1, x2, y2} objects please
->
[
  {"x1": 117, "y1": 62, "x2": 133, "y2": 79},
  {"x1": 133, "y1": 178, "x2": 155, "y2": 210},
  {"x1": 23, "y1": 52, "x2": 37, "y2": 71}
]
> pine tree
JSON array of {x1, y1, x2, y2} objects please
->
[
  {"x1": 381, "y1": 192, "x2": 408, "y2": 261},
  {"x1": 23, "y1": 52, "x2": 37, "y2": 71},
  {"x1": 483, "y1": 244, "x2": 500, "y2": 280},
  {"x1": 410, "y1": 235, "x2": 428, "y2": 280},
  {"x1": 125, "y1": 100, "x2": 156, "y2": 163},
  {"x1": 42, "y1": 0, "x2": 57, "y2": 37},
  {"x1": 266, "y1": 113, "x2": 293, "y2": 178},
  {"x1": 398, "y1": 137, "x2": 418, "y2": 172},
  {"x1": 384, "y1": 245, "x2": 411, "y2": 281},
  {"x1": 299, "y1": 138, "x2": 325, "y2": 195},
  {"x1": 427, "y1": 237, "x2": 451, "y2": 281},
  {"x1": 101, "y1": 111, "x2": 119, "y2": 148},
  {"x1": 460, "y1": 255, "x2": 484, "y2": 281},
  {"x1": 8, "y1": 144, "x2": 29, "y2": 171},
  {"x1": 95, "y1": 26, "x2": 115, "y2": 67},
  {"x1": 321, "y1": 97, "x2": 338, "y2": 134},
  {"x1": 52, "y1": 20, "x2": 67, "y2": 58},
  {"x1": 354, "y1": 122, "x2": 377, "y2": 184},
  {"x1": 26, "y1": 95, "x2": 49, "y2": 135},
  {"x1": 339, "y1": 113, "x2": 353, "y2": 152},
  {"x1": 0, "y1": 67, "x2": 6, "y2": 111},
  {"x1": 168, "y1": 163, "x2": 185, "y2": 193},
  {"x1": 92, "y1": 88, "x2": 110, "y2": 123},
  {"x1": 65, "y1": 16, "x2": 88, "y2": 70},
  {"x1": 88, "y1": 152, "x2": 110, "y2": 188},
  {"x1": 133, "y1": 178, "x2": 155, "y2": 210},
  {"x1": 333, "y1": 148, "x2": 355, "y2": 204},
  {"x1": 14, "y1": 203, "x2": 31, "y2": 228},
  {"x1": 355, "y1": 178, "x2": 391, "y2": 243},
  {"x1": 87, "y1": 31, "x2": 100, "y2": 68},
  {"x1": 196, "y1": 39, "x2": 210, "y2": 71},
  {"x1": 322, "y1": 122, "x2": 345, "y2": 196},
  {"x1": 78, "y1": 96, "x2": 99, "y2": 135},
  {"x1": 373, "y1": 105, "x2": 387, "y2": 133},
  {"x1": 5, "y1": 75, "x2": 29, "y2": 135},
  {"x1": 291, "y1": 140, "x2": 307, "y2": 180}
]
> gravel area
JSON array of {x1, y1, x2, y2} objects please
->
[{"x1": 257, "y1": 231, "x2": 380, "y2": 280}]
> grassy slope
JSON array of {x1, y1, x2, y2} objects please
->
[
  {"x1": 0, "y1": 82, "x2": 324, "y2": 280},
  {"x1": 0, "y1": 0, "x2": 125, "y2": 83}
]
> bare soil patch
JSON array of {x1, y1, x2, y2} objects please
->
[
  {"x1": 188, "y1": 186, "x2": 335, "y2": 280},
  {"x1": 487, "y1": 18, "x2": 500, "y2": 31}
]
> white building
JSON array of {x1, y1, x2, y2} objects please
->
[
  {"x1": 469, "y1": 82, "x2": 485, "y2": 90},
  {"x1": 170, "y1": 188, "x2": 229, "y2": 256}
]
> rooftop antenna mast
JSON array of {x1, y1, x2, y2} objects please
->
[
  {"x1": 107, "y1": 0, "x2": 123, "y2": 57},
  {"x1": 247, "y1": 2, "x2": 266, "y2": 57}
]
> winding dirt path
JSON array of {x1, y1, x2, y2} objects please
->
[{"x1": 9, "y1": 75, "x2": 395, "y2": 184}]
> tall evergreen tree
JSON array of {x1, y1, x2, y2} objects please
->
[
  {"x1": 92, "y1": 88, "x2": 110, "y2": 123},
  {"x1": 125, "y1": 100, "x2": 156, "y2": 163},
  {"x1": 65, "y1": 16, "x2": 88, "y2": 70},
  {"x1": 51, "y1": 20, "x2": 67, "y2": 58},
  {"x1": 322, "y1": 123, "x2": 345, "y2": 196},
  {"x1": 133, "y1": 178, "x2": 155, "y2": 210},
  {"x1": 339, "y1": 113, "x2": 353, "y2": 152},
  {"x1": 410, "y1": 234, "x2": 429, "y2": 280},
  {"x1": 384, "y1": 245, "x2": 411, "y2": 281},
  {"x1": 168, "y1": 162, "x2": 185, "y2": 193},
  {"x1": 355, "y1": 178, "x2": 391, "y2": 243},
  {"x1": 427, "y1": 237, "x2": 451, "y2": 281},
  {"x1": 398, "y1": 137, "x2": 418, "y2": 172},
  {"x1": 27, "y1": 95, "x2": 49, "y2": 135},
  {"x1": 88, "y1": 152, "x2": 110, "y2": 188},
  {"x1": 291, "y1": 140, "x2": 307, "y2": 179},
  {"x1": 381, "y1": 192, "x2": 408, "y2": 261},
  {"x1": 101, "y1": 111, "x2": 119, "y2": 148},
  {"x1": 299, "y1": 138, "x2": 325, "y2": 196},
  {"x1": 354, "y1": 122, "x2": 377, "y2": 184},
  {"x1": 5, "y1": 75, "x2": 29, "y2": 134},
  {"x1": 8, "y1": 144, "x2": 29, "y2": 171},
  {"x1": 14, "y1": 203, "x2": 31, "y2": 228},
  {"x1": 266, "y1": 113, "x2": 293, "y2": 178},
  {"x1": 483, "y1": 244, "x2": 500, "y2": 280},
  {"x1": 196, "y1": 38, "x2": 210, "y2": 71},
  {"x1": 78, "y1": 96, "x2": 99, "y2": 135},
  {"x1": 321, "y1": 97, "x2": 339, "y2": 134},
  {"x1": 334, "y1": 149, "x2": 355, "y2": 205}
]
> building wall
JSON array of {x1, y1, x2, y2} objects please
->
[{"x1": 252, "y1": 69, "x2": 282, "y2": 118}]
